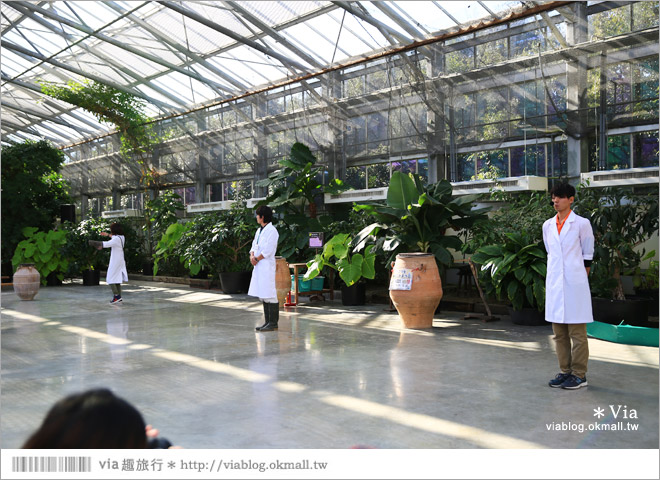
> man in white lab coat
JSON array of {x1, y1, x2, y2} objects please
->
[
  {"x1": 248, "y1": 205, "x2": 280, "y2": 332},
  {"x1": 543, "y1": 183, "x2": 594, "y2": 390}
]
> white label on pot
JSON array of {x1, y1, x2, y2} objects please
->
[{"x1": 390, "y1": 268, "x2": 413, "y2": 290}]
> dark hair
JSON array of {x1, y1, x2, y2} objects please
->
[
  {"x1": 109, "y1": 223, "x2": 124, "y2": 235},
  {"x1": 255, "y1": 205, "x2": 273, "y2": 223},
  {"x1": 549, "y1": 183, "x2": 576, "y2": 199},
  {"x1": 22, "y1": 389, "x2": 147, "y2": 449}
]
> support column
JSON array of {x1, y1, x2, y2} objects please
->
[
  {"x1": 196, "y1": 114, "x2": 207, "y2": 204},
  {"x1": 81, "y1": 149, "x2": 89, "y2": 220},
  {"x1": 427, "y1": 43, "x2": 446, "y2": 183},
  {"x1": 565, "y1": 2, "x2": 589, "y2": 185},
  {"x1": 323, "y1": 72, "x2": 346, "y2": 181},
  {"x1": 253, "y1": 96, "x2": 269, "y2": 199}
]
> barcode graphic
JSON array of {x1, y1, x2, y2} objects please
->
[{"x1": 12, "y1": 456, "x2": 92, "y2": 473}]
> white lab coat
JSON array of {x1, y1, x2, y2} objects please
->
[
  {"x1": 542, "y1": 212, "x2": 594, "y2": 324},
  {"x1": 102, "y1": 235, "x2": 128, "y2": 284},
  {"x1": 247, "y1": 223, "x2": 279, "y2": 299}
]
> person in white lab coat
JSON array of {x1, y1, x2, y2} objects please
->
[
  {"x1": 542, "y1": 183, "x2": 594, "y2": 390},
  {"x1": 248, "y1": 205, "x2": 280, "y2": 331},
  {"x1": 91, "y1": 222, "x2": 128, "y2": 304}
]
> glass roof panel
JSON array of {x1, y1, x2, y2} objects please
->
[{"x1": 1, "y1": 0, "x2": 556, "y2": 147}]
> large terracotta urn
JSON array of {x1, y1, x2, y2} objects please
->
[
  {"x1": 275, "y1": 257, "x2": 290, "y2": 307},
  {"x1": 13, "y1": 264, "x2": 41, "y2": 301},
  {"x1": 389, "y1": 253, "x2": 443, "y2": 329}
]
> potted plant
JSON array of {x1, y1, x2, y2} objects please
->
[
  {"x1": 355, "y1": 171, "x2": 487, "y2": 269},
  {"x1": 471, "y1": 231, "x2": 548, "y2": 325},
  {"x1": 211, "y1": 200, "x2": 256, "y2": 293},
  {"x1": 254, "y1": 142, "x2": 348, "y2": 266},
  {"x1": 62, "y1": 218, "x2": 109, "y2": 286},
  {"x1": 304, "y1": 233, "x2": 376, "y2": 306},
  {"x1": 574, "y1": 185, "x2": 658, "y2": 327},
  {"x1": 1, "y1": 140, "x2": 71, "y2": 281},
  {"x1": 12, "y1": 227, "x2": 70, "y2": 286},
  {"x1": 354, "y1": 171, "x2": 486, "y2": 327}
]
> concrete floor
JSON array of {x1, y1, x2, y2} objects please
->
[{"x1": 1, "y1": 280, "x2": 658, "y2": 449}]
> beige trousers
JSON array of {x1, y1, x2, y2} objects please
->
[{"x1": 552, "y1": 323, "x2": 589, "y2": 378}]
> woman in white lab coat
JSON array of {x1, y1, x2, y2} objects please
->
[
  {"x1": 248, "y1": 205, "x2": 279, "y2": 331},
  {"x1": 91, "y1": 222, "x2": 128, "y2": 304},
  {"x1": 543, "y1": 183, "x2": 594, "y2": 390}
]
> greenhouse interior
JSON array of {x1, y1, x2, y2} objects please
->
[{"x1": 1, "y1": 0, "x2": 659, "y2": 471}]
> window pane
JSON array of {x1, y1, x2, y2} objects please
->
[
  {"x1": 346, "y1": 165, "x2": 367, "y2": 190},
  {"x1": 457, "y1": 153, "x2": 476, "y2": 181},
  {"x1": 607, "y1": 135, "x2": 631, "y2": 169},
  {"x1": 209, "y1": 184, "x2": 223, "y2": 202},
  {"x1": 633, "y1": 131, "x2": 659, "y2": 168},
  {"x1": 367, "y1": 163, "x2": 389, "y2": 188},
  {"x1": 446, "y1": 47, "x2": 474, "y2": 74},
  {"x1": 510, "y1": 145, "x2": 545, "y2": 177}
]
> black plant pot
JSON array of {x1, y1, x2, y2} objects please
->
[
  {"x1": 46, "y1": 273, "x2": 63, "y2": 286},
  {"x1": 192, "y1": 269, "x2": 210, "y2": 279},
  {"x1": 508, "y1": 307, "x2": 547, "y2": 326},
  {"x1": 82, "y1": 269, "x2": 101, "y2": 286},
  {"x1": 635, "y1": 289, "x2": 659, "y2": 317},
  {"x1": 592, "y1": 296, "x2": 653, "y2": 328},
  {"x1": 142, "y1": 261, "x2": 154, "y2": 276},
  {"x1": 219, "y1": 271, "x2": 252, "y2": 294},
  {"x1": 341, "y1": 283, "x2": 366, "y2": 306}
]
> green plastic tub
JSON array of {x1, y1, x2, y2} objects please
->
[{"x1": 587, "y1": 321, "x2": 659, "y2": 347}]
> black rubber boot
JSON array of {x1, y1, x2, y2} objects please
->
[
  {"x1": 257, "y1": 302, "x2": 279, "y2": 332},
  {"x1": 255, "y1": 301, "x2": 269, "y2": 331}
]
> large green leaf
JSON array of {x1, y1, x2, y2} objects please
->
[
  {"x1": 37, "y1": 238, "x2": 50, "y2": 254},
  {"x1": 304, "y1": 254, "x2": 326, "y2": 280},
  {"x1": 21, "y1": 226, "x2": 39, "y2": 238},
  {"x1": 507, "y1": 280, "x2": 519, "y2": 303},
  {"x1": 40, "y1": 249, "x2": 54, "y2": 264},
  {"x1": 24, "y1": 243, "x2": 36, "y2": 259},
  {"x1": 533, "y1": 277, "x2": 545, "y2": 310},
  {"x1": 387, "y1": 171, "x2": 419, "y2": 211},
  {"x1": 289, "y1": 142, "x2": 316, "y2": 167},
  {"x1": 430, "y1": 244, "x2": 453, "y2": 267},
  {"x1": 337, "y1": 255, "x2": 363, "y2": 286},
  {"x1": 530, "y1": 261, "x2": 546, "y2": 278},
  {"x1": 361, "y1": 246, "x2": 376, "y2": 279},
  {"x1": 525, "y1": 284, "x2": 535, "y2": 308},
  {"x1": 477, "y1": 245, "x2": 503, "y2": 257}
]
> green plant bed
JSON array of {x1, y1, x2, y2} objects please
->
[{"x1": 587, "y1": 321, "x2": 659, "y2": 347}]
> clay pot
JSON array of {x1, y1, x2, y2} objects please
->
[
  {"x1": 389, "y1": 253, "x2": 443, "y2": 329},
  {"x1": 275, "y1": 257, "x2": 290, "y2": 307},
  {"x1": 13, "y1": 264, "x2": 41, "y2": 301}
]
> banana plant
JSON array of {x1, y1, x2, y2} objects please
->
[
  {"x1": 304, "y1": 233, "x2": 376, "y2": 287},
  {"x1": 354, "y1": 171, "x2": 488, "y2": 270},
  {"x1": 471, "y1": 231, "x2": 547, "y2": 311}
]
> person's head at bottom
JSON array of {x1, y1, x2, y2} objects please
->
[{"x1": 23, "y1": 388, "x2": 147, "y2": 449}]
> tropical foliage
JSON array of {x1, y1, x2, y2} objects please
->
[
  {"x1": 354, "y1": 171, "x2": 487, "y2": 269},
  {"x1": 304, "y1": 233, "x2": 376, "y2": 287},
  {"x1": 1, "y1": 140, "x2": 70, "y2": 271},
  {"x1": 471, "y1": 231, "x2": 547, "y2": 311},
  {"x1": 573, "y1": 185, "x2": 658, "y2": 300},
  {"x1": 12, "y1": 227, "x2": 70, "y2": 285},
  {"x1": 61, "y1": 218, "x2": 109, "y2": 273},
  {"x1": 40, "y1": 80, "x2": 157, "y2": 170}
]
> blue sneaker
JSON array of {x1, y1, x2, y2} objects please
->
[
  {"x1": 110, "y1": 295, "x2": 123, "y2": 304},
  {"x1": 561, "y1": 374, "x2": 588, "y2": 390},
  {"x1": 549, "y1": 372, "x2": 571, "y2": 388}
]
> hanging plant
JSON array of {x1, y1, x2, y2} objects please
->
[{"x1": 40, "y1": 79, "x2": 159, "y2": 186}]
